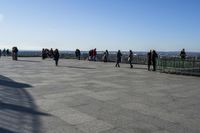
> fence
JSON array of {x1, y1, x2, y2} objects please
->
[
  {"x1": 17, "y1": 51, "x2": 200, "y2": 76},
  {"x1": 157, "y1": 57, "x2": 200, "y2": 76}
]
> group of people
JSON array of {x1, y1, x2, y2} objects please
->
[
  {"x1": 48, "y1": 48, "x2": 152, "y2": 70},
  {"x1": 147, "y1": 50, "x2": 158, "y2": 71},
  {"x1": 88, "y1": 48, "x2": 97, "y2": 61},
  {"x1": 42, "y1": 48, "x2": 55, "y2": 59},
  {"x1": 1, "y1": 47, "x2": 187, "y2": 71},
  {"x1": 42, "y1": 48, "x2": 60, "y2": 66},
  {"x1": 113, "y1": 49, "x2": 158, "y2": 70},
  {"x1": 115, "y1": 50, "x2": 134, "y2": 68},
  {"x1": 0, "y1": 47, "x2": 18, "y2": 60},
  {"x1": 0, "y1": 49, "x2": 10, "y2": 57}
]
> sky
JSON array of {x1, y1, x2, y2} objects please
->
[{"x1": 0, "y1": 0, "x2": 200, "y2": 51}]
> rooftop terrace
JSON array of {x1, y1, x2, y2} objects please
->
[{"x1": 0, "y1": 57, "x2": 200, "y2": 133}]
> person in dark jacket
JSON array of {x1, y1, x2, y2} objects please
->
[
  {"x1": 180, "y1": 48, "x2": 186, "y2": 60},
  {"x1": 42, "y1": 48, "x2": 46, "y2": 60},
  {"x1": 128, "y1": 50, "x2": 133, "y2": 68},
  {"x1": 50, "y1": 48, "x2": 54, "y2": 58},
  {"x1": 115, "y1": 50, "x2": 122, "y2": 67},
  {"x1": 89, "y1": 50, "x2": 92, "y2": 61},
  {"x1": 147, "y1": 50, "x2": 152, "y2": 71},
  {"x1": 75, "y1": 49, "x2": 81, "y2": 60},
  {"x1": 6, "y1": 49, "x2": 10, "y2": 56},
  {"x1": 12, "y1": 47, "x2": 18, "y2": 60},
  {"x1": 152, "y1": 50, "x2": 158, "y2": 71},
  {"x1": 0, "y1": 49, "x2": 1, "y2": 58},
  {"x1": 53, "y1": 49, "x2": 60, "y2": 66},
  {"x1": 3, "y1": 49, "x2": 6, "y2": 56}
]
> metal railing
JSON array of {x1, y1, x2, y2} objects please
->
[
  {"x1": 157, "y1": 57, "x2": 200, "y2": 76},
  {"x1": 16, "y1": 51, "x2": 200, "y2": 76}
]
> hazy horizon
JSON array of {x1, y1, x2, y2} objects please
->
[{"x1": 1, "y1": 48, "x2": 200, "y2": 53}]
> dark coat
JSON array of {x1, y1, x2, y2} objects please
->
[
  {"x1": 117, "y1": 51, "x2": 122, "y2": 62},
  {"x1": 54, "y1": 51, "x2": 60, "y2": 61},
  {"x1": 129, "y1": 51, "x2": 133, "y2": 61},
  {"x1": 180, "y1": 51, "x2": 186, "y2": 59},
  {"x1": 147, "y1": 52, "x2": 152, "y2": 64},
  {"x1": 152, "y1": 51, "x2": 158, "y2": 63}
]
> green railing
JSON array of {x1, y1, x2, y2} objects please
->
[{"x1": 157, "y1": 57, "x2": 200, "y2": 76}]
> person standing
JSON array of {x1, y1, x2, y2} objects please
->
[
  {"x1": 93, "y1": 48, "x2": 97, "y2": 61},
  {"x1": 180, "y1": 48, "x2": 186, "y2": 60},
  {"x1": 75, "y1": 49, "x2": 81, "y2": 60},
  {"x1": 0, "y1": 49, "x2": 1, "y2": 58},
  {"x1": 12, "y1": 47, "x2": 18, "y2": 60},
  {"x1": 42, "y1": 48, "x2": 46, "y2": 60},
  {"x1": 75, "y1": 49, "x2": 78, "y2": 59},
  {"x1": 6, "y1": 49, "x2": 10, "y2": 56},
  {"x1": 53, "y1": 49, "x2": 60, "y2": 66},
  {"x1": 152, "y1": 50, "x2": 158, "y2": 71},
  {"x1": 3, "y1": 49, "x2": 6, "y2": 56},
  {"x1": 77, "y1": 49, "x2": 81, "y2": 60},
  {"x1": 180, "y1": 48, "x2": 186, "y2": 68},
  {"x1": 88, "y1": 50, "x2": 92, "y2": 61},
  {"x1": 128, "y1": 50, "x2": 133, "y2": 68},
  {"x1": 91, "y1": 49, "x2": 94, "y2": 61},
  {"x1": 115, "y1": 50, "x2": 122, "y2": 67},
  {"x1": 50, "y1": 48, "x2": 54, "y2": 58},
  {"x1": 105, "y1": 50, "x2": 109, "y2": 62},
  {"x1": 103, "y1": 50, "x2": 109, "y2": 62},
  {"x1": 147, "y1": 50, "x2": 152, "y2": 71}
]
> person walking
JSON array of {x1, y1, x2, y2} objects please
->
[
  {"x1": 128, "y1": 50, "x2": 133, "y2": 68},
  {"x1": 53, "y1": 49, "x2": 60, "y2": 66},
  {"x1": 152, "y1": 50, "x2": 158, "y2": 71},
  {"x1": 115, "y1": 50, "x2": 122, "y2": 67},
  {"x1": 147, "y1": 50, "x2": 152, "y2": 71}
]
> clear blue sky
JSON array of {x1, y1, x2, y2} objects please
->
[{"x1": 0, "y1": 0, "x2": 199, "y2": 51}]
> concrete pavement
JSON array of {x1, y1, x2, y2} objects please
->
[{"x1": 0, "y1": 57, "x2": 200, "y2": 133}]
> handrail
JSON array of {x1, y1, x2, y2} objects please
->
[{"x1": 157, "y1": 58, "x2": 200, "y2": 76}]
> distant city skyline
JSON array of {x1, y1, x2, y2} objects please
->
[{"x1": 0, "y1": 0, "x2": 200, "y2": 52}]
